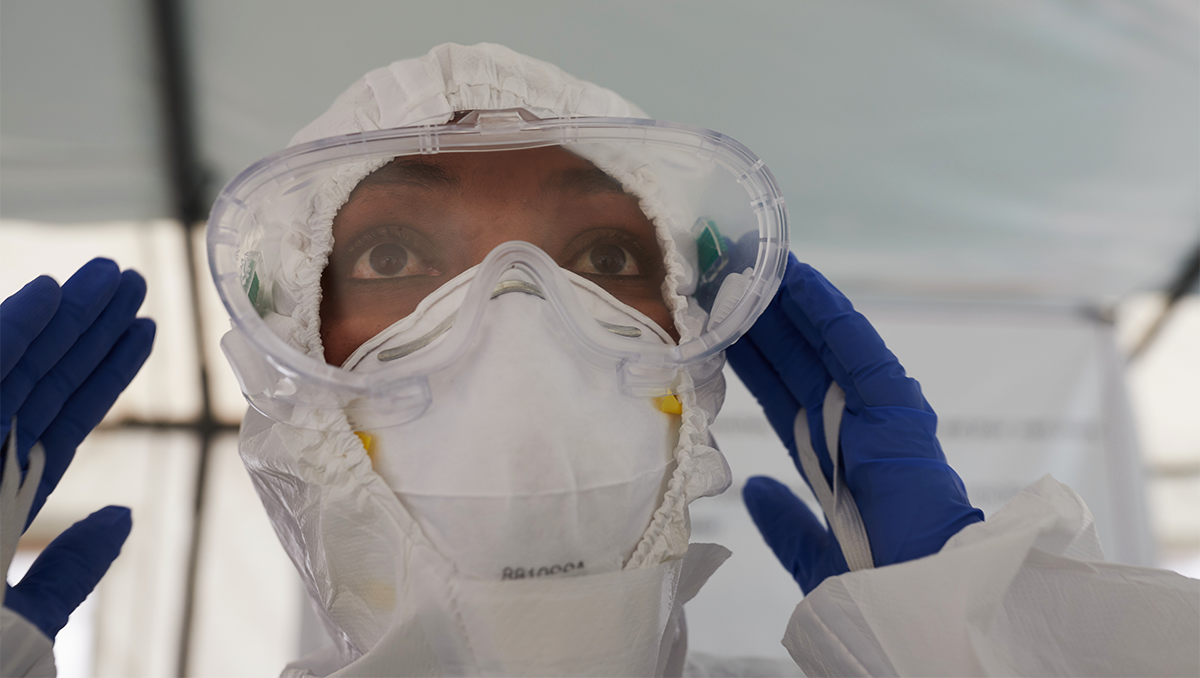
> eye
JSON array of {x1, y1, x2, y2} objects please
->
[
  {"x1": 572, "y1": 242, "x2": 641, "y2": 276},
  {"x1": 350, "y1": 241, "x2": 438, "y2": 279}
]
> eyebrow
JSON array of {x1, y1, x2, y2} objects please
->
[
  {"x1": 357, "y1": 159, "x2": 459, "y2": 191},
  {"x1": 541, "y1": 167, "x2": 628, "y2": 197}
]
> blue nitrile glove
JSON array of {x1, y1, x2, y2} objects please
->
[
  {"x1": 1, "y1": 503, "x2": 133, "y2": 641},
  {"x1": 726, "y1": 253, "x2": 983, "y2": 594},
  {"x1": 0, "y1": 258, "x2": 155, "y2": 639}
]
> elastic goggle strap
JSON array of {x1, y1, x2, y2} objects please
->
[
  {"x1": 1, "y1": 418, "x2": 47, "y2": 603},
  {"x1": 793, "y1": 384, "x2": 875, "y2": 572}
]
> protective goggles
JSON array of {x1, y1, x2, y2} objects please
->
[{"x1": 208, "y1": 110, "x2": 789, "y2": 428}]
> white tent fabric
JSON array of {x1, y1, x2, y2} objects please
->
[
  {"x1": 0, "y1": 0, "x2": 168, "y2": 222},
  {"x1": 180, "y1": 0, "x2": 1199, "y2": 309},
  {"x1": 859, "y1": 302, "x2": 1154, "y2": 565},
  {"x1": 2, "y1": 0, "x2": 1196, "y2": 304}
]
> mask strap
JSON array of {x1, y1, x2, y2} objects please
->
[
  {"x1": 1, "y1": 418, "x2": 47, "y2": 603},
  {"x1": 793, "y1": 384, "x2": 875, "y2": 571}
]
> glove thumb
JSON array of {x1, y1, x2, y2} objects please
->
[
  {"x1": 7, "y1": 505, "x2": 131, "y2": 639},
  {"x1": 743, "y1": 476, "x2": 835, "y2": 594}
]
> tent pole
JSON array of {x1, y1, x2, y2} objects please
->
[
  {"x1": 147, "y1": 0, "x2": 213, "y2": 675},
  {"x1": 1128, "y1": 241, "x2": 1199, "y2": 363}
]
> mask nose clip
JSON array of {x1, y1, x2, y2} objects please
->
[
  {"x1": 492, "y1": 264, "x2": 644, "y2": 339},
  {"x1": 377, "y1": 259, "x2": 645, "y2": 364},
  {"x1": 488, "y1": 276, "x2": 643, "y2": 338},
  {"x1": 490, "y1": 279, "x2": 546, "y2": 300}
]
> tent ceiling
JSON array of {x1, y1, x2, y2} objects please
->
[
  {"x1": 3, "y1": 0, "x2": 1196, "y2": 305},
  {"x1": 1, "y1": 0, "x2": 168, "y2": 221}
]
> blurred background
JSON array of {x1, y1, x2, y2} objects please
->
[{"x1": 2, "y1": 1, "x2": 1197, "y2": 675}]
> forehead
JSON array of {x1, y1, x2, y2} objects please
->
[{"x1": 351, "y1": 146, "x2": 629, "y2": 199}]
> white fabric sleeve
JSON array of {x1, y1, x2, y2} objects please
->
[
  {"x1": 782, "y1": 475, "x2": 1200, "y2": 677},
  {"x1": 1, "y1": 607, "x2": 56, "y2": 677}
]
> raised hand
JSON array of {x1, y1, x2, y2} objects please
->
[
  {"x1": 727, "y1": 254, "x2": 982, "y2": 593},
  {"x1": 0, "y1": 258, "x2": 154, "y2": 639}
]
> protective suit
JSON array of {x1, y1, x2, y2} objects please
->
[
  {"x1": 205, "y1": 43, "x2": 1200, "y2": 677},
  {"x1": 782, "y1": 476, "x2": 1200, "y2": 676},
  {"x1": 210, "y1": 42, "x2": 787, "y2": 676}
]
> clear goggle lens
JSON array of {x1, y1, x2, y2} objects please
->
[{"x1": 208, "y1": 111, "x2": 788, "y2": 428}]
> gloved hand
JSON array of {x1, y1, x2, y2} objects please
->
[
  {"x1": 727, "y1": 253, "x2": 983, "y2": 594},
  {"x1": 0, "y1": 258, "x2": 154, "y2": 639}
]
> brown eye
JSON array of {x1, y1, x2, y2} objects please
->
[
  {"x1": 350, "y1": 241, "x2": 441, "y2": 279},
  {"x1": 590, "y1": 244, "x2": 628, "y2": 274},
  {"x1": 573, "y1": 242, "x2": 640, "y2": 276},
  {"x1": 369, "y1": 243, "x2": 408, "y2": 276}
]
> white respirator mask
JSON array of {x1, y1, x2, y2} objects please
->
[{"x1": 343, "y1": 248, "x2": 680, "y2": 582}]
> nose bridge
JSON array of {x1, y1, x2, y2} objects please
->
[
  {"x1": 458, "y1": 192, "x2": 551, "y2": 269},
  {"x1": 473, "y1": 239, "x2": 560, "y2": 290},
  {"x1": 465, "y1": 241, "x2": 591, "y2": 336}
]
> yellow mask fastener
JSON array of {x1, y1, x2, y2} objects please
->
[
  {"x1": 657, "y1": 395, "x2": 683, "y2": 415},
  {"x1": 355, "y1": 431, "x2": 376, "y2": 464}
]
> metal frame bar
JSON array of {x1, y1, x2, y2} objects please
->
[
  {"x1": 147, "y1": 0, "x2": 216, "y2": 673},
  {"x1": 1128, "y1": 242, "x2": 1200, "y2": 363}
]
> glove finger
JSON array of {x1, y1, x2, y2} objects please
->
[
  {"x1": 29, "y1": 319, "x2": 155, "y2": 521},
  {"x1": 727, "y1": 333, "x2": 835, "y2": 485},
  {"x1": 851, "y1": 459, "x2": 984, "y2": 566},
  {"x1": 777, "y1": 255, "x2": 928, "y2": 412},
  {"x1": 15, "y1": 270, "x2": 147, "y2": 455},
  {"x1": 0, "y1": 276, "x2": 61, "y2": 382},
  {"x1": 743, "y1": 475, "x2": 843, "y2": 594},
  {"x1": 0, "y1": 259, "x2": 122, "y2": 437},
  {"x1": 726, "y1": 333, "x2": 802, "y2": 453},
  {"x1": 6, "y1": 505, "x2": 132, "y2": 639},
  {"x1": 739, "y1": 279, "x2": 830, "y2": 412}
]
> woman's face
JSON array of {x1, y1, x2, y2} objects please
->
[{"x1": 320, "y1": 146, "x2": 673, "y2": 366}]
